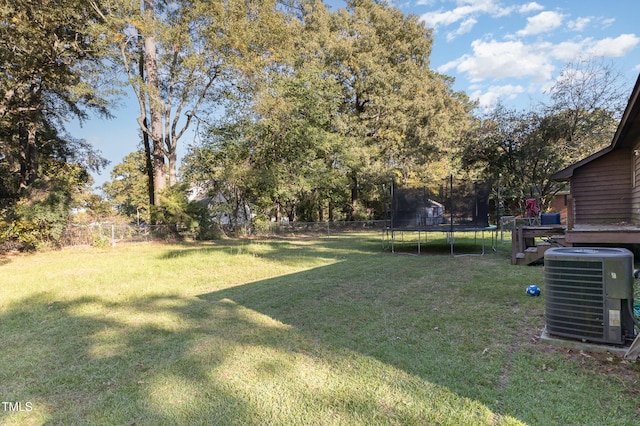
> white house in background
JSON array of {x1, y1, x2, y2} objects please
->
[
  {"x1": 416, "y1": 199, "x2": 445, "y2": 226},
  {"x1": 187, "y1": 182, "x2": 252, "y2": 227}
]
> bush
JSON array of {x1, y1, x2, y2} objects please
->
[
  {"x1": 252, "y1": 216, "x2": 273, "y2": 236},
  {"x1": 153, "y1": 184, "x2": 226, "y2": 240},
  {"x1": 1, "y1": 188, "x2": 71, "y2": 251}
]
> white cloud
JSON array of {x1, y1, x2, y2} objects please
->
[
  {"x1": 568, "y1": 17, "x2": 592, "y2": 32},
  {"x1": 516, "y1": 11, "x2": 564, "y2": 36},
  {"x1": 471, "y1": 84, "x2": 525, "y2": 108},
  {"x1": 446, "y1": 18, "x2": 478, "y2": 41},
  {"x1": 420, "y1": 0, "x2": 549, "y2": 35},
  {"x1": 546, "y1": 40, "x2": 588, "y2": 61},
  {"x1": 420, "y1": 0, "x2": 506, "y2": 29},
  {"x1": 600, "y1": 18, "x2": 615, "y2": 29},
  {"x1": 421, "y1": 6, "x2": 477, "y2": 28},
  {"x1": 438, "y1": 32, "x2": 639, "y2": 93},
  {"x1": 587, "y1": 34, "x2": 640, "y2": 57},
  {"x1": 439, "y1": 39, "x2": 555, "y2": 83},
  {"x1": 421, "y1": 2, "x2": 638, "y2": 110},
  {"x1": 566, "y1": 16, "x2": 615, "y2": 31},
  {"x1": 517, "y1": 2, "x2": 544, "y2": 14}
]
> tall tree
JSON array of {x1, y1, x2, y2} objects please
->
[
  {"x1": 89, "y1": 0, "x2": 291, "y2": 214},
  {"x1": 544, "y1": 58, "x2": 628, "y2": 161},
  {"x1": 102, "y1": 151, "x2": 150, "y2": 221},
  {"x1": 183, "y1": 0, "x2": 472, "y2": 222},
  {"x1": 0, "y1": 0, "x2": 110, "y2": 199},
  {"x1": 461, "y1": 59, "x2": 626, "y2": 214},
  {"x1": 460, "y1": 105, "x2": 561, "y2": 212},
  {"x1": 320, "y1": 0, "x2": 472, "y2": 217}
]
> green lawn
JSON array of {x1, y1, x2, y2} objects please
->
[{"x1": 1, "y1": 234, "x2": 639, "y2": 425}]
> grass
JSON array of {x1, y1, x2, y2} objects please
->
[{"x1": 1, "y1": 233, "x2": 640, "y2": 425}]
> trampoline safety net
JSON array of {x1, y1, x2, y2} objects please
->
[{"x1": 391, "y1": 179, "x2": 492, "y2": 230}]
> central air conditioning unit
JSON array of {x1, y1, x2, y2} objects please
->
[{"x1": 544, "y1": 247, "x2": 636, "y2": 345}]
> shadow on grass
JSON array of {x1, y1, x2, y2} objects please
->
[
  {"x1": 200, "y1": 252, "x2": 522, "y2": 401},
  {"x1": 0, "y1": 292, "x2": 265, "y2": 424},
  {"x1": 1, "y1": 238, "x2": 638, "y2": 424},
  {"x1": 157, "y1": 234, "x2": 386, "y2": 264},
  {"x1": 2, "y1": 286, "x2": 511, "y2": 424},
  {"x1": 198, "y1": 247, "x2": 640, "y2": 425}
]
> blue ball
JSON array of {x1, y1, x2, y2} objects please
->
[{"x1": 526, "y1": 284, "x2": 541, "y2": 296}]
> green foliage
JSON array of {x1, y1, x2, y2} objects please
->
[
  {"x1": 460, "y1": 60, "x2": 625, "y2": 214},
  {"x1": 251, "y1": 215, "x2": 273, "y2": 235},
  {"x1": 91, "y1": 232, "x2": 111, "y2": 249},
  {"x1": 2, "y1": 203, "x2": 67, "y2": 251},
  {"x1": 152, "y1": 184, "x2": 222, "y2": 240},
  {"x1": 89, "y1": 0, "x2": 292, "y2": 202},
  {"x1": 1, "y1": 163, "x2": 91, "y2": 250},
  {"x1": 77, "y1": 194, "x2": 115, "y2": 224},
  {"x1": 0, "y1": 0, "x2": 111, "y2": 250},
  {"x1": 103, "y1": 151, "x2": 150, "y2": 223},
  {"x1": 183, "y1": 0, "x2": 473, "y2": 222},
  {"x1": 0, "y1": 0, "x2": 110, "y2": 191},
  {"x1": 2, "y1": 0, "x2": 628, "y2": 256}
]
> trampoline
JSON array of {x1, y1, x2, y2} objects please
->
[{"x1": 384, "y1": 176, "x2": 497, "y2": 256}]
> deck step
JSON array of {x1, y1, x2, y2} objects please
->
[
  {"x1": 517, "y1": 243, "x2": 555, "y2": 265},
  {"x1": 510, "y1": 225, "x2": 567, "y2": 265}
]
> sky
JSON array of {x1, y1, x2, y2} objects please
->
[
  {"x1": 73, "y1": 0, "x2": 640, "y2": 188},
  {"x1": 407, "y1": 0, "x2": 640, "y2": 108}
]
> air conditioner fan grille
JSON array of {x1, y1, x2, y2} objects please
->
[{"x1": 544, "y1": 259, "x2": 605, "y2": 341}]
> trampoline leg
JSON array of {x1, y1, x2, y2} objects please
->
[
  {"x1": 492, "y1": 229, "x2": 497, "y2": 252},
  {"x1": 392, "y1": 230, "x2": 395, "y2": 253},
  {"x1": 449, "y1": 231, "x2": 454, "y2": 256},
  {"x1": 452, "y1": 229, "x2": 489, "y2": 257}
]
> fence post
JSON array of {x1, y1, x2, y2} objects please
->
[{"x1": 111, "y1": 224, "x2": 116, "y2": 247}]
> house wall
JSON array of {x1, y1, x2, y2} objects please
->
[
  {"x1": 632, "y1": 141, "x2": 640, "y2": 223},
  {"x1": 548, "y1": 192, "x2": 568, "y2": 224},
  {"x1": 572, "y1": 148, "x2": 632, "y2": 225}
]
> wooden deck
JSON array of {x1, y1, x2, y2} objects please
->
[
  {"x1": 510, "y1": 224, "x2": 640, "y2": 265},
  {"x1": 565, "y1": 225, "x2": 640, "y2": 245},
  {"x1": 511, "y1": 225, "x2": 566, "y2": 265}
]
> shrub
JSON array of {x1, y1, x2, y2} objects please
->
[{"x1": 1, "y1": 188, "x2": 70, "y2": 251}]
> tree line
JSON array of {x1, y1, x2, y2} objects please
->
[{"x1": 0, "y1": 0, "x2": 630, "y2": 248}]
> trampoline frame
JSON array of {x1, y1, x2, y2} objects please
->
[{"x1": 384, "y1": 176, "x2": 498, "y2": 256}]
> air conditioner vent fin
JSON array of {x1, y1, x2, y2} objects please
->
[{"x1": 544, "y1": 247, "x2": 634, "y2": 345}]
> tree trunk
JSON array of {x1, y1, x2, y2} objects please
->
[
  {"x1": 167, "y1": 147, "x2": 177, "y2": 187},
  {"x1": 142, "y1": 120, "x2": 156, "y2": 206},
  {"x1": 18, "y1": 122, "x2": 37, "y2": 192},
  {"x1": 138, "y1": 40, "x2": 155, "y2": 207},
  {"x1": 143, "y1": 0, "x2": 165, "y2": 204},
  {"x1": 318, "y1": 199, "x2": 324, "y2": 222},
  {"x1": 349, "y1": 173, "x2": 358, "y2": 221}
]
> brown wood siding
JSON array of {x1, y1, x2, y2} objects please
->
[
  {"x1": 548, "y1": 193, "x2": 568, "y2": 223},
  {"x1": 572, "y1": 148, "x2": 632, "y2": 224},
  {"x1": 632, "y1": 140, "x2": 640, "y2": 223}
]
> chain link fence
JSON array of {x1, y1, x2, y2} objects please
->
[
  {"x1": 60, "y1": 220, "x2": 390, "y2": 247},
  {"x1": 61, "y1": 223, "x2": 189, "y2": 247},
  {"x1": 266, "y1": 220, "x2": 388, "y2": 237}
]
